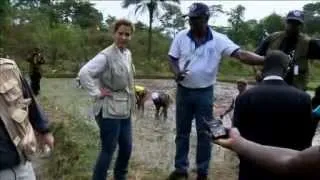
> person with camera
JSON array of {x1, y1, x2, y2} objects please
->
[
  {"x1": 254, "y1": 10, "x2": 320, "y2": 91},
  {"x1": 26, "y1": 48, "x2": 45, "y2": 96},
  {"x1": 232, "y1": 50, "x2": 317, "y2": 180}
]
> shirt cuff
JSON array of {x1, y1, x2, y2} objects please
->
[
  {"x1": 89, "y1": 88, "x2": 101, "y2": 98},
  {"x1": 230, "y1": 48, "x2": 241, "y2": 57},
  {"x1": 224, "y1": 46, "x2": 240, "y2": 57}
]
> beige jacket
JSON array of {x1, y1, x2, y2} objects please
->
[
  {"x1": 79, "y1": 44, "x2": 135, "y2": 119},
  {"x1": 0, "y1": 58, "x2": 37, "y2": 162}
]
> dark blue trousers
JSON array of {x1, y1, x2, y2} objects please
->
[
  {"x1": 92, "y1": 114, "x2": 132, "y2": 180},
  {"x1": 174, "y1": 84, "x2": 213, "y2": 176}
]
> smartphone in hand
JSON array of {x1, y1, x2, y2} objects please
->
[{"x1": 203, "y1": 117, "x2": 228, "y2": 140}]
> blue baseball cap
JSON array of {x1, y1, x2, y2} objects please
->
[
  {"x1": 286, "y1": 10, "x2": 304, "y2": 24},
  {"x1": 183, "y1": 2, "x2": 210, "y2": 17}
]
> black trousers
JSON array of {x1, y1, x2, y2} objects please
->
[{"x1": 30, "y1": 72, "x2": 41, "y2": 95}]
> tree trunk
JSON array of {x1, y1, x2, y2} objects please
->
[{"x1": 148, "y1": 8, "x2": 153, "y2": 61}]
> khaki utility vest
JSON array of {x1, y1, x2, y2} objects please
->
[
  {"x1": 267, "y1": 31, "x2": 310, "y2": 90},
  {"x1": 0, "y1": 58, "x2": 37, "y2": 162},
  {"x1": 92, "y1": 44, "x2": 135, "y2": 119}
]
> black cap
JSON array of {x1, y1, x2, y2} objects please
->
[
  {"x1": 184, "y1": 3, "x2": 210, "y2": 17},
  {"x1": 286, "y1": 10, "x2": 304, "y2": 24}
]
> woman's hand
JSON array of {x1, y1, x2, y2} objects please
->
[{"x1": 99, "y1": 88, "x2": 112, "y2": 98}]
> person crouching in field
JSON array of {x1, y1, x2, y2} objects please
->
[
  {"x1": 151, "y1": 91, "x2": 173, "y2": 120},
  {"x1": 79, "y1": 19, "x2": 135, "y2": 180},
  {"x1": 219, "y1": 79, "x2": 248, "y2": 125},
  {"x1": 134, "y1": 85, "x2": 149, "y2": 117}
]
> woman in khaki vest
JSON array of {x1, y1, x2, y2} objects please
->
[{"x1": 79, "y1": 19, "x2": 135, "y2": 180}]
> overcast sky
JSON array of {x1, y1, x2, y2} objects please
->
[{"x1": 91, "y1": 1, "x2": 317, "y2": 27}]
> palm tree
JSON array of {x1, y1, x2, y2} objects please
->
[{"x1": 122, "y1": 0, "x2": 180, "y2": 61}]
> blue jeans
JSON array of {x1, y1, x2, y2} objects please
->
[
  {"x1": 174, "y1": 85, "x2": 213, "y2": 176},
  {"x1": 92, "y1": 114, "x2": 132, "y2": 180}
]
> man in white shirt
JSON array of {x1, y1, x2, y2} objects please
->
[{"x1": 167, "y1": 2, "x2": 264, "y2": 180}]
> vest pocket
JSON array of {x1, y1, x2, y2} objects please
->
[
  {"x1": 10, "y1": 108, "x2": 37, "y2": 159},
  {"x1": 106, "y1": 92, "x2": 130, "y2": 117}
]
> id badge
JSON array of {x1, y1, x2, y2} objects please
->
[{"x1": 294, "y1": 65, "x2": 299, "y2": 75}]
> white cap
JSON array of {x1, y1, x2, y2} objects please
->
[{"x1": 151, "y1": 92, "x2": 159, "y2": 100}]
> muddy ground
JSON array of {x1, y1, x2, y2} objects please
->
[{"x1": 37, "y1": 78, "x2": 319, "y2": 180}]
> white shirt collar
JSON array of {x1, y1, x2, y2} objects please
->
[{"x1": 263, "y1": 75, "x2": 283, "y2": 81}]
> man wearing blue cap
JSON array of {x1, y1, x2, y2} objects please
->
[
  {"x1": 167, "y1": 2, "x2": 265, "y2": 180},
  {"x1": 255, "y1": 10, "x2": 320, "y2": 91}
]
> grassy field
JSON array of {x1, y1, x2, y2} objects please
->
[{"x1": 36, "y1": 78, "x2": 239, "y2": 180}]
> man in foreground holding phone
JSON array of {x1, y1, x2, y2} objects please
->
[
  {"x1": 215, "y1": 128, "x2": 320, "y2": 179},
  {"x1": 232, "y1": 50, "x2": 316, "y2": 180}
]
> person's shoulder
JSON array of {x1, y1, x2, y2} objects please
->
[
  {"x1": 210, "y1": 29, "x2": 237, "y2": 46},
  {"x1": 293, "y1": 87, "x2": 311, "y2": 99},
  {"x1": 126, "y1": 48, "x2": 132, "y2": 55},
  {"x1": 282, "y1": 85, "x2": 311, "y2": 100},
  {"x1": 266, "y1": 31, "x2": 285, "y2": 41},
  {"x1": 300, "y1": 33, "x2": 311, "y2": 40},
  {"x1": 0, "y1": 58, "x2": 16, "y2": 65},
  {"x1": 174, "y1": 29, "x2": 189, "y2": 40},
  {"x1": 100, "y1": 44, "x2": 116, "y2": 55},
  {"x1": 0, "y1": 58, "x2": 18, "y2": 70},
  {"x1": 211, "y1": 29, "x2": 228, "y2": 39},
  {"x1": 210, "y1": 29, "x2": 230, "y2": 42}
]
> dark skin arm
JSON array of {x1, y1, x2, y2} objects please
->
[
  {"x1": 216, "y1": 128, "x2": 320, "y2": 176},
  {"x1": 231, "y1": 49, "x2": 265, "y2": 66},
  {"x1": 169, "y1": 50, "x2": 264, "y2": 80}
]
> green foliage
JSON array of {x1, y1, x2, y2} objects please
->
[
  {"x1": 261, "y1": 13, "x2": 285, "y2": 34},
  {"x1": 0, "y1": 1, "x2": 319, "y2": 83},
  {"x1": 38, "y1": 96, "x2": 98, "y2": 180},
  {"x1": 122, "y1": 0, "x2": 180, "y2": 60}
]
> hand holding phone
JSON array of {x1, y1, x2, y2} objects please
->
[{"x1": 203, "y1": 117, "x2": 228, "y2": 140}]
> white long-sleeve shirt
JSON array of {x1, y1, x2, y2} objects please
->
[{"x1": 79, "y1": 46, "x2": 132, "y2": 98}]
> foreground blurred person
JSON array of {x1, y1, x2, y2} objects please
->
[
  {"x1": 215, "y1": 128, "x2": 320, "y2": 179},
  {"x1": 0, "y1": 57, "x2": 54, "y2": 179},
  {"x1": 79, "y1": 19, "x2": 135, "y2": 180},
  {"x1": 233, "y1": 50, "x2": 317, "y2": 180}
]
